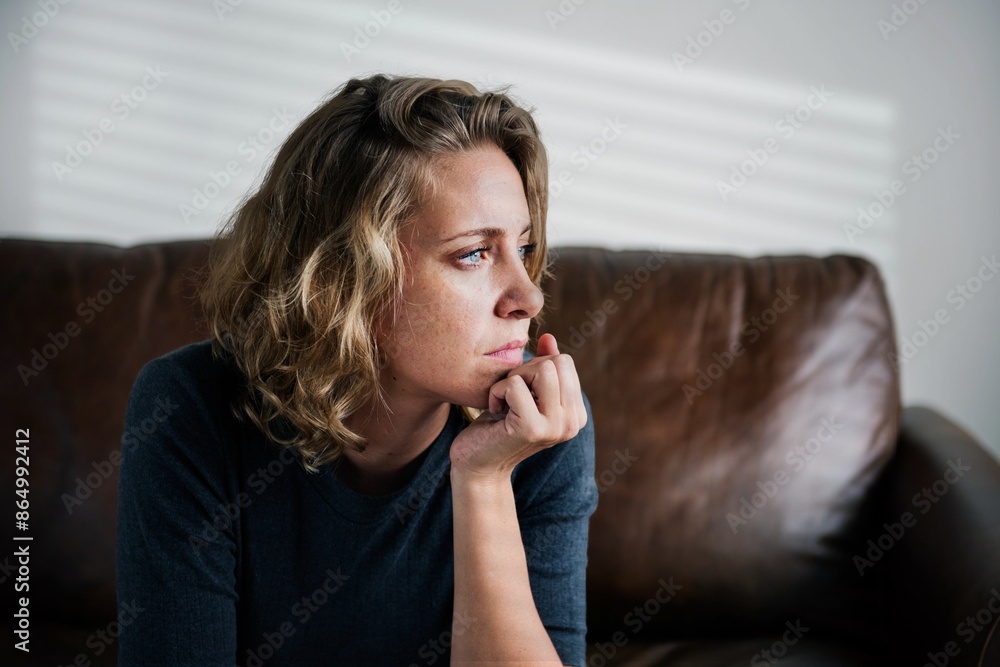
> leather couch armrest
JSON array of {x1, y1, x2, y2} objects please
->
[{"x1": 878, "y1": 406, "x2": 1000, "y2": 667}]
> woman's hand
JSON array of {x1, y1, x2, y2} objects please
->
[{"x1": 449, "y1": 333, "x2": 587, "y2": 481}]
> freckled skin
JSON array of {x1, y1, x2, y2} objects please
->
[{"x1": 375, "y1": 145, "x2": 544, "y2": 412}]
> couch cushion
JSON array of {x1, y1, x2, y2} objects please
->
[
  {"x1": 0, "y1": 238, "x2": 212, "y2": 634},
  {"x1": 534, "y1": 247, "x2": 900, "y2": 642}
]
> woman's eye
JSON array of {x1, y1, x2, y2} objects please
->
[
  {"x1": 457, "y1": 242, "x2": 537, "y2": 267},
  {"x1": 458, "y1": 246, "x2": 490, "y2": 265}
]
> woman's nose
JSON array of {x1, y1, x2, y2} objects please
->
[{"x1": 496, "y1": 253, "x2": 544, "y2": 319}]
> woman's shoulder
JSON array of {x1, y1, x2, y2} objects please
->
[
  {"x1": 139, "y1": 337, "x2": 232, "y2": 372},
  {"x1": 122, "y1": 340, "x2": 254, "y2": 492},
  {"x1": 132, "y1": 339, "x2": 241, "y2": 397},
  {"x1": 125, "y1": 339, "x2": 246, "y2": 441}
]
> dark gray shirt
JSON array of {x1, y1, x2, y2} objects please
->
[{"x1": 116, "y1": 340, "x2": 597, "y2": 666}]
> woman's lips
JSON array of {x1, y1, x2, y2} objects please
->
[
  {"x1": 484, "y1": 347, "x2": 524, "y2": 365},
  {"x1": 485, "y1": 337, "x2": 527, "y2": 365}
]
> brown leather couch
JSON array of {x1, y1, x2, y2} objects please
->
[{"x1": 1, "y1": 238, "x2": 998, "y2": 666}]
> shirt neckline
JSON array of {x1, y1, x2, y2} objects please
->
[{"x1": 304, "y1": 403, "x2": 466, "y2": 525}]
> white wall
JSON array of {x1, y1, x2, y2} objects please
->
[{"x1": 2, "y1": 0, "x2": 997, "y2": 452}]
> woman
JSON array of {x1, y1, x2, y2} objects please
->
[{"x1": 116, "y1": 73, "x2": 597, "y2": 666}]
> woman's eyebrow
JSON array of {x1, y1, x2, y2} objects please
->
[{"x1": 439, "y1": 223, "x2": 532, "y2": 245}]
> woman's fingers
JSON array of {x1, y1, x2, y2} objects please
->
[
  {"x1": 489, "y1": 372, "x2": 539, "y2": 413},
  {"x1": 503, "y1": 355, "x2": 586, "y2": 443},
  {"x1": 552, "y1": 353, "x2": 587, "y2": 430},
  {"x1": 536, "y1": 332, "x2": 559, "y2": 357},
  {"x1": 455, "y1": 336, "x2": 587, "y2": 475},
  {"x1": 503, "y1": 358, "x2": 558, "y2": 413},
  {"x1": 536, "y1": 333, "x2": 585, "y2": 429},
  {"x1": 498, "y1": 374, "x2": 543, "y2": 434}
]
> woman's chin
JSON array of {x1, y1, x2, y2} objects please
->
[
  {"x1": 446, "y1": 376, "x2": 507, "y2": 412},
  {"x1": 467, "y1": 394, "x2": 491, "y2": 412},
  {"x1": 456, "y1": 386, "x2": 492, "y2": 412}
]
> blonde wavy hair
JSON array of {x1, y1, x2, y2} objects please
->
[{"x1": 199, "y1": 74, "x2": 552, "y2": 472}]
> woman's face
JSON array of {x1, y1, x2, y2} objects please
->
[{"x1": 376, "y1": 145, "x2": 544, "y2": 411}]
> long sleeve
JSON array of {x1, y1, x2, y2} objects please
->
[
  {"x1": 116, "y1": 356, "x2": 240, "y2": 666},
  {"x1": 117, "y1": 341, "x2": 598, "y2": 665},
  {"x1": 513, "y1": 391, "x2": 599, "y2": 667}
]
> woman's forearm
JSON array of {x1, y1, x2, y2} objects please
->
[{"x1": 449, "y1": 467, "x2": 565, "y2": 666}]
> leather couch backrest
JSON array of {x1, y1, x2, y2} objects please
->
[
  {"x1": 1, "y1": 239, "x2": 212, "y2": 625},
  {"x1": 534, "y1": 247, "x2": 900, "y2": 640},
  {"x1": 0, "y1": 240, "x2": 900, "y2": 642}
]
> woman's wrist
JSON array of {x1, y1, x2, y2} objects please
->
[{"x1": 449, "y1": 461, "x2": 514, "y2": 494}]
